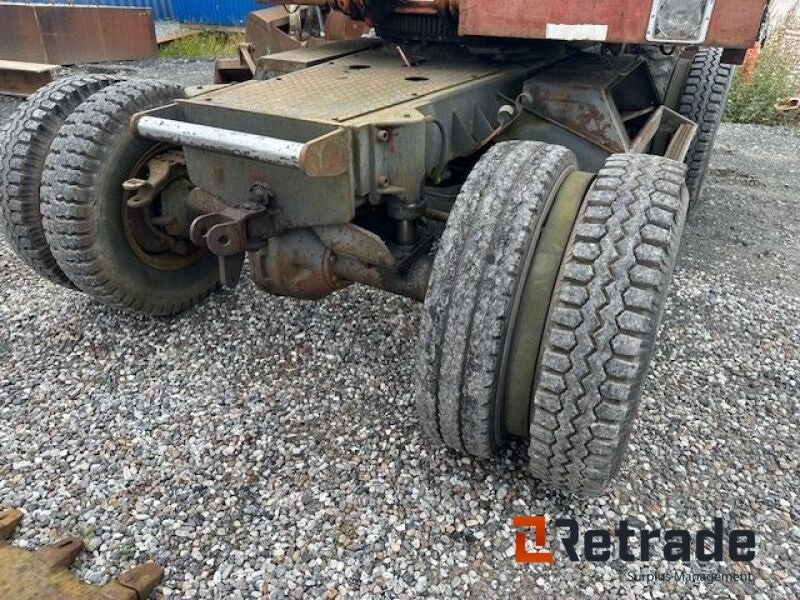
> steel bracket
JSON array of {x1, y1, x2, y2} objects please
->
[
  {"x1": 190, "y1": 185, "x2": 278, "y2": 288},
  {"x1": 123, "y1": 150, "x2": 187, "y2": 209}
]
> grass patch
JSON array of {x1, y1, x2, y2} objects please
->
[
  {"x1": 159, "y1": 32, "x2": 244, "y2": 59},
  {"x1": 725, "y1": 20, "x2": 800, "y2": 126}
]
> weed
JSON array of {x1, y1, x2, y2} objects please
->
[
  {"x1": 725, "y1": 18, "x2": 800, "y2": 126},
  {"x1": 159, "y1": 32, "x2": 244, "y2": 59}
]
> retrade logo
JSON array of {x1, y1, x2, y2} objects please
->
[
  {"x1": 513, "y1": 516, "x2": 756, "y2": 564},
  {"x1": 513, "y1": 516, "x2": 554, "y2": 563}
]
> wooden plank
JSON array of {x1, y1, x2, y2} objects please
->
[{"x1": 0, "y1": 60, "x2": 60, "y2": 97}]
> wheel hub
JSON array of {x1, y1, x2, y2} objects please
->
[{"x1": 122, "y1": 147, "x2": 207, "y2": 271}]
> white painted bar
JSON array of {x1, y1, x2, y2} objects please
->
[{"x1": 135, "y1": 116, "x2": 304, "y2": 169}]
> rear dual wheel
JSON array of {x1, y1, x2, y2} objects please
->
[
  {"x1": 41, "y1": 80, "x2": 219, "y2": 316},
  {"x1": 675, "y1": 48, "x2": 733, "y2": 204},
  {"x1": 0, "y1": 75, "x2": 122, "y2": 287},
  {"x1": 418, "y1": 142, "x2": 689, "y2": 495},
  {"x1": 417, "y1": 142, "x2": 577, "y2": 458},
  {"x1": 1, "y1": 77, "x2": 219, "y2": 316},
  {"x1": 645, "y1": 47, "x2": 731, "y2": 206}
]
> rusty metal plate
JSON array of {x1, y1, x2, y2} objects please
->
[
  {"x1": 521, "y1": 54, "x2": 657, "y2": 154},
  {"x1": 256, "y1": 39, "x2": 378, "y2": 78},
  {"x1": 0, "y1": 3, "x2": 157, "y2": 65},
  {"x1": 0, "y1": 60, "x2": 60, "y2": 97},
  {"x1": 187, "y1": 48, "x2": 505, "y2": 124},
  {"x1": 0, "y1": 508, "x2": 164, "y2": 600},
  {"x1": 458, "y1": 0, "x2": 767, "y2": 49},
  {"x1": 324, "y1": 10, "x2": 371, "y2": 41},
  {"x1": 247, "y1": 6, "x2": 327, "y2": 57}
]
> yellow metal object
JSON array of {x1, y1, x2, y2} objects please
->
[{"x1": 0, "y1": 508, "x2": 164, "y2": 600}]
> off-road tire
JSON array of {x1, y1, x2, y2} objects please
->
[
  {"x1": 41, "y1": 79, "x2": 219, "y2": 316},
  {"x1": 677, "y1": 48, "x2": 732, "y2": 203},
  {"x1": 418, "y1": 141, "x2": 577, "y2": 458},
  {"x1": 0, "y1": 75, "x2": 122, "y2": 287},
  {"x1": 528, "y1": 154, "x2": 689, "y2": 495}
]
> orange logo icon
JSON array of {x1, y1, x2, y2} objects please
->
[{"x1": 513, "y1": 515, "x2": 554, "y2": 563}]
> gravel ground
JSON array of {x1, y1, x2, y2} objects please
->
[{"x1": 1, "y1": 62, "x2": 799, "y2": 599}]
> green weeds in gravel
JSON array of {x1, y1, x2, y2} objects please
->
[
  {"x1": 726, "y1": 19, "x2": 800, "y2": 126},
  {"x1": 112, "y1": 540, "x2": 138, "y2": 562},
  {"x1": 159, "y1": 32, "x2": 244, "y2": 59}
]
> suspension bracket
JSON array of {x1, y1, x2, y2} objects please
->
[{"x1": 189, "y1": 183, "x2": 278, "y2": 287}]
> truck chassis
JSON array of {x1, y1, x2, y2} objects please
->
[{"x1": 0, "y1": 0, "x2": 767, "y2": 494}]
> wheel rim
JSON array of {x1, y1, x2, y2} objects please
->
[
  {"x1": 501, "y1": 171, "x2": 595, "y2": 438},
  {"x1": 121, "y1": 145, "x2": 207, "y2": 272}
]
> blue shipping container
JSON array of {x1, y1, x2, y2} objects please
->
[
  {"x1": 4, "y1": 1, "x2": 268, "y2": 25},
  {"x1": 171, "y1": 0, "x2": 262, "y2": 26}
]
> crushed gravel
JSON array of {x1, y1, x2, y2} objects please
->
[{"x1": 1, "y1": 62, "x2": 798, "y2": 598}]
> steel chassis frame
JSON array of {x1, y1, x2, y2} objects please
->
[{"x1": 131, "y1": 42, "x2": 696, "y2": 301}]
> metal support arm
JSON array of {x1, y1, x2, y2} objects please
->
[{"x1": 135, "y1": 116, "x2": 304, "y2": 169}]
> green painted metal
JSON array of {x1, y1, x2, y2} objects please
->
[{"x1": 503, "y1": 170, "x2": 595, "y2": 438}]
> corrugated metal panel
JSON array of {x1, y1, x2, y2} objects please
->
[
  {"x1": 3, "y1": 1, "x2": 174, "y2": 21},
  {"x1": 5, "y1": 0, "x2": 264, "y2": 26},
  {"x1": 171, "y1": 0, "x2": 261, "y2": 26}
]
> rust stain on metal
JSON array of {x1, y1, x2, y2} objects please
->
[
  {"x1": 246, "y1": 6, "x2": 328, "y2": 57},
  {"x1": 324, "y1": 10, "x2": 370, "y2": 40},
  {"x1": 35, "y1": 537, "x2": 84, "y2": 569},
  {"x1": 0, "y1": 508, "x2": 164, "y2": 600},
  {"x1": 0, "y1": 508, "x2": 23, "y2": 540},
  {"x1": 313, "y1": 223, "x2": 396, "y2": 268},
  {"x1": 298, "y1": 128, "x2": 352, "y2": 178},
  {"x1": 124, "y1": 149, "x2": 187, "y2": 210},
  {"x1": 0, "y1": 3, "x2": 157, "y2": 65},
  {"x1": 252, "y1": 229, "x2": 345, "y2": 300},
  {"x1": 458, "y1": 0, "x2": 767, "y2": 48}
]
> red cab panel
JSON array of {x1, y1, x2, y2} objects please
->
[{"x1": 458, "y1": 0, "x2": 767, "y2": 49}]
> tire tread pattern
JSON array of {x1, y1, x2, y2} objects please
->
[
  {"x1": 528, "y1": 154, "x2": 689, "y2": 494},
  {"x1": 418, "y1": 141, "x2": 576, "y2": 458},
  {"x1": 677, "y1": 47, "x2": 732, "y2": 202},
  {"x1": 0, "y1": 75, "x2": 122, "y2": 287}
]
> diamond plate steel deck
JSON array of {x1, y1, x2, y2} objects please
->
[{"x1": 186, "y1": 48, "x2": 507, "y2": 124}]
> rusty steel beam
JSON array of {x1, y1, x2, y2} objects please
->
[{"x1": 0, "y1": 3, "x2": 157, "y2": 65}]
